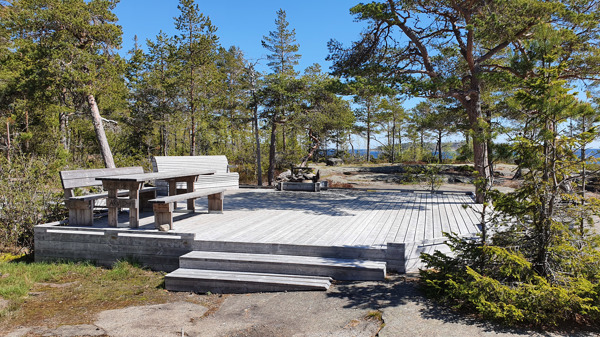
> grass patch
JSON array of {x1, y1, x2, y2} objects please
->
[
  {"x1": 0, "y1": 255, "x2": 174, "y2": 332},
  {"x1": 365, "y1": 310, "x2": 383, "y2": 322}
]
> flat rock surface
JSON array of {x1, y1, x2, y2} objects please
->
[
  {"x1": 94, "y1": 301, "x2": 208, "y2": 337},
  {"x1": 7, "y1": 276, "x2": 599, "y2": 336}
]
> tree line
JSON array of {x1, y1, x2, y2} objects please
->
[{"x1": 1, "y1": 0, "x2": 531, "y2": 188}]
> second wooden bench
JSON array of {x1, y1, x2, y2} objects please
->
[
  {"x1": 149, "y1": 188, "x2": 225, "y2": 231},
  {"x1": 60, "y1": 167, "x2": 158, "y2": 226}
]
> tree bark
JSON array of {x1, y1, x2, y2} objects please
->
[
  {"x1": 190, "y1": 114, "x2": 196, "y2": 156},
  {"x1": 485, "y1": 109, "x2": 495, "y2": 186},
  {"x1": 86, "y1": 93, "x2": 115, "y2": 168},
  {"x1": 437, "y1": 131, "x2": 443, "y2": 164},
  {"x1": 366, "y1": 103, "x2": 371, "y2": 162},
  {"x1": 5, "y1": 119, "x2": 10, "y2": 163},
  {"x1": 267, "y1": 119, "x2": 277, "y2": 185},
  {"x1": 59, "y1": 111, "x2": 68, "y2": 151},
  {"x1": 301, "y1": 131, "x2": 320, "y2": 167},
  {"x1": 24, "y1": 109, "x2": 29, "y2": 151},
  {"x1": 463, "y1": 91, "x2": 491, "y2": 203},
  {"x1": 391, "y1": 117, "x2": 396, "y2": 163},
  {"x1": 253, "y1": 102, "x2": 263, "y2": 186}
]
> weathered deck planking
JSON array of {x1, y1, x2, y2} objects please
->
[{"x1": 35, "y1": 189, "x2": 480, "y2": 273}]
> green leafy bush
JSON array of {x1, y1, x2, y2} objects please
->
[
  {"x1": 0, "y1": 155, "x2": 67, "y2": 252},
  {"x1": 420, "y1": 234, "x2": 600, "y2": 327}
]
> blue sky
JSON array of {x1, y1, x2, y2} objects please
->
[{"x1": 114, "y1": 1, "x2": 365, "y2": 74}]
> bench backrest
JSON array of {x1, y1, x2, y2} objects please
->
[
  {"x1": 151, "y1": 156, "x2": 230, "y2": 174},
  {"x1": 60, "y1": 167, "x2": 144, "y2": 190}
]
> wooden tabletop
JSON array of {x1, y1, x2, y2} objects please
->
[{"x1": 95, "y1": 169, "x2": 216, "y2": 182}]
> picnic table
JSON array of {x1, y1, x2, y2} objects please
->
[{"x1": 96, "y1": 169, "x2": 215, "y2": 228}]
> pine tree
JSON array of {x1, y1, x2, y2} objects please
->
[
  {"x1": 261, "y1": 9, "x2": 301, "y2": 185},
  {"x1": 5, "y1": 0, "x2": 125, "y2": 168},
  {"x1": 174, "y1": 0, "x2": 219, "y2": 156},
  {"x1": 261, "y1": 9, "x2": 300, "y2": 76}
]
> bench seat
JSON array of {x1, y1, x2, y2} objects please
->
[
  {"x1": 69, "y1": 187, "x2": 158, "y2": 202},
  {"x1": 149, "y1": 188, "x2": 226, "y2": 231},
  {"x1": 151, "y1": 156, "x2": 239, "y2": 195},
  {"x1": 60, "y1": 167, "x2": 157, "y2": 226}
]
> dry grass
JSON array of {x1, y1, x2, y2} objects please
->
[
  {"x1": 0, "y1": 255, "x2": 223, "y2": 334},
  {"x1": 327, "y1": 180, "x2": 355, "y2": 189}
]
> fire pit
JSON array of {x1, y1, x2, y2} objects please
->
[{"x1": 275, "y1": 167, "x2": 327, "y2": 192}]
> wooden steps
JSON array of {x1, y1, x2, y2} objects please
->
[
  {"x1": 165, "y1": 250, "x2": 387, "y2": 293},
  {"x1": 166, "y1": 269, "x2": 332, "y2": 293},
  {"x1": 178, "y1": 251, "x2": 386, "y2": 281}
]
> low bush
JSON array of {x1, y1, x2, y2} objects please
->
[
  {"x1": 420, "y1": 233, "x2": 600, "y2": 328},
  {"x1": 0, "y1": 155, "x2": 67, "y2": 252}
]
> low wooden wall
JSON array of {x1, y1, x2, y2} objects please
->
[
  {"x1": 34, "y1": 223, "x2": 195, "y2": 272},
  {"x1": 35, "y1": 223, "x2": 410, "y2": 274}
]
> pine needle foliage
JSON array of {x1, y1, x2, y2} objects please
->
[{"x1": 420, "y1": 15, "x2": 600, "y2": 329}]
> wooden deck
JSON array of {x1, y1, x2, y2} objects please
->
[
  {"x1": 35, "y1": 189, "x2": 482, "y2": 273},
  {"x1": 172, "y1": 189, "x2": 480, "y2": 248}
]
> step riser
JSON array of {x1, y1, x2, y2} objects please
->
[
  {"x1": 165, "y1": 269, "x2": 331, "y2": 294},
  {"x1": 179, "y1": 259, "x2": 385, "y2": 281},
  {"x1": 192, "y1": 240, "x2": 387, "y2": 261},
  {"x1": 166, "y1": 278, "x2": 329, "y2": 293}
]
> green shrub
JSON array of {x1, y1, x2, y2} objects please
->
[
  {"x1": 420, "y1": 233, "x2": 600, "y2": 327},
  {"x1": 0, "y1": 155, "x2": 67, "y2": 252}
]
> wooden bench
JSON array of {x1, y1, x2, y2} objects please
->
[
  {"x1": 151, "y1": 156, "x2": 239, "y2": 195},
  {"x1": 60, "y1": 167, "x2": 158, "y2": 226},
  {"x1": 149, "y1": 188, "x2": 225, "y2": 231}
]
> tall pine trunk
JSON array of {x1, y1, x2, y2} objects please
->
[
  {"x1": 86, "y1": 93, "x2": 115, "y2": 168},
  {"x1": 463, "y1": 76, "x2": 491, "y2": 204},
  {"x1": 267, "y1": 120, "x2": 277, "y2": 185},
  {"x1": 437, "y1": 131, "x2": 442, "y2": 164},
  {"x1": 253, "y1": 103, "x2": 263, "y2": 186}
]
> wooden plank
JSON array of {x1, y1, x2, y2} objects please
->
[
  {"x1": 447, "y1": 194, "x2": 461, "y2": 235},
  {"x1": 428, "y1": 193, "x2": 437, "y2": 240},
  {"x1": 438, "y1": 194, "x2": 453, "y2": 236},
  {"x1": 458, "y1": 194, "x2": 482, "y2": 234},
  {"x1": 153, "y1": 155, "x2": 230, "y2": 174},
  {"x1": 291, "y1": 191, "x2": 366, "y2": 246},
  {"x1": 34, "y1": 241, "x2": 192, "y2": 257},
  {"x1": 273, "y1": 191, "x2": 366, "y2": 245},
  {"x1": 216, "y1": 210, "x2": 293, "y2": 242},
  {"x1": 265, "y1": 194, "x2": 356, "y2": 244},
  {"x1": 250, "y1": 211, "x2": 312, "y2": 244},
  {"x1": 385, "y1": 193, "x2": 415, "y2": 244},
  {"x1": 296, "y1": 192, "x2": 367, "y2": 246},
  {"x1": 347, "y1": 192, "x2": 399, "y2": 247},
  {"x1": 96, "y1": 169, "x2": 216, "y2": 182},
  {"x1": 403, "y1": 193, "x2": 424, "y2": 243},
  {"x1": 68, "y1": 187, "x2": 157, "y2": 202},
  {"x1": 451, "y1": 194, "x2": 472, "y2": 235},
  {"x1": 60, "y1": 167, "x2": 143, "y2": 189},
  {"x1": 149, "y1": 188, "x2": 225, "y2": 204},
  {"x1": 449, "y1": 194, "x2": 473, "y2": 235},
  {"x1": 318, "y1": 192, "x2": 385, "y2": 246},
  {"x1": 367, "y1": 192, "x2": 411, "y2": 247}
]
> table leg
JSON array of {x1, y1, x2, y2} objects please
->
[
  {"x1": 186, "y1": 177, "x2": 195, "y2": 211},
  {"x1": 107, "y1": 188, "x2": 118, "y2": 227},
  {"x1": 168, "y1": 180, "x2": 177, "y2": 196},
  {"x1": 128, "y1": 182, "x2": 142, "y2": 228}
]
